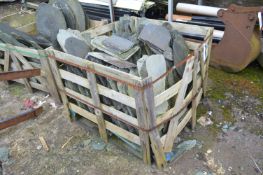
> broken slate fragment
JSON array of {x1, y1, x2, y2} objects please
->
[
  {"x1": 171, "y1": 30, "x2": 190, "y2": 76},
  {"x1": 91, "y1": 35, "x2": 140, "y2": 60},
  {"x1": 36, "y1": 3, "x2": 67, "y2": 44},
  {"x1": 57, "y1": 29, "x2": 91, "y2": 58},
  {"x1": 165, "y1": 140, "x2": 200, "y2": 162},
  {"x1": 138, "y1": 24, "x2": 173, "y2": 61},
  {"x1": 0, "y1": 147, "x2": 9, "y2": 162},
  {"x1": 103, "y1": 35, "x2": 135, "y2": 54},
  {"x1": 88, "y1": 52, "x2": 136, "y2": 69},
  {"x1": 137, "y1": 54, "x2": 168, "y2": 115}
]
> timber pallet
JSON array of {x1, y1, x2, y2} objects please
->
[
  {"x1": 0, "y1": 43, "x2": 60, "y2": 102},
  {"x1": 47, "y1": 17, "x2": 213, "y2": 168}
]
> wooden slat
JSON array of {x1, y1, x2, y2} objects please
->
[
  {"x1": 154, "y1": 80, "x2": 181, "y2": 107},
  {"x1": 164, "y1": 58, "x2": 194, "y2": 153},
  {"x1": 156, "y1": 76, "x2": 201, "y2": 125},
  {"x1": 52, "y1": 50, "x2": 142, "y2": 84},
  {"x1": 59, "y1": 69, "x2": 136, "y2": 108},
  {"x1": 38, "y1": 50, "x2": 60, "y2": 103},
  {"x1": 10, "y1": 51, "x2": 33, "y2": 93},
  {"x1": 3, "y1": 50, "x2": 10, "y2": 85},
  {"x1": 0, "y1": 43, "x2": 39, "y2": 59},
  {"x1": 86, "y1": 63, "x2": 108, "y2": 143},
  {"x1": 17, "y1": 22, "x2": 35, "y2": 33},
  {"x1": 65, "y1": 88, "x2": 139, "y2": 127},
  {"x1": 191, "y1": 50, "x2": 199, "y2": 129},
  {"x1": 142, "y1": 78, "x2": 166, "y2": 168},
  {"x1": 81, "y1": 22, "x2": 114, "y2": 38},
  {"x1": 14, "y1": 79, "x2": 48, "y2": 92},
  {"x1": 160, "y1": 89, "x2": 203, "y2": 145},
  {"x1": 47, "y1": 50, "x2": 71, "y2": 120},
  {"x1": 134, "y1": 81, "x2": 151, "y2": 165},
  {"x1": 12, "y1": 51, "x2": 46, "y2": 86},
  {"x1": 69, "y1": 103, "x2": 141, "y2": 145}
]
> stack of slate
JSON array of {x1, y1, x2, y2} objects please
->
[
  {"x1": 35, "y1": 0, "x2": 87, "y2": 48},
  {"x1": 54, "y1": 16, "x2": 190, "y2": 136}
]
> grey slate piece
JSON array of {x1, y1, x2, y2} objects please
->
[
  {"x1": 138, "y1": 24, "x2": 173, "y2": 60},
  {"x1": 36, "y1": 3, "x2": 67, "y2": 44},
  {"x1": 91, "y1": 35, "x2": 140, "y2": 60},
  {"x1": 102, "y1": 35, "x2": 135, "y2": 53},
  {"x1": 67, "y1": 0, "x2": 86, "y2": 31},
  {"x1": 171, "y1": 30, "x2": 190, "y2": 77},
  {"x1": 137, "y1": 54, "x2": 169, "y2": 116},
  {"x1": 57, "y1": 29, "x2": 91, "y2": 58},
  {"x1": 51, "y1": 0, "x2": 77, "y2": 29},
  {"x1": 88, "y1": 52, "x2": 136, "y2": 69}
]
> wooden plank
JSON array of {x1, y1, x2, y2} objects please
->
[
  {"x1": 59, "y1": 69, "x2": 136, "y2": 108},
  {"x1": 14, "y1": 79, "x2": 49, "y2": 92},
  {"x1": 156, "y1": 76, "x2": 201, "y2": 126},
  {"x1": 81, "y1": 22, "x2": 114, "y2": 38},
  {"x1": 142, "y1": 78, "x2": 166, "y2": 168},
  {"x1": 164, "y1": 57, "x2": 194, "y2": 153},
  {"x1": 191, "y1": 51, "x2": 199, "y2": 129},
  {"x1": 65, "y1": 88, "x2": 138, "y2": 127},
  {"x1": 51, "y1": 50, "x2": 141, "y2": 84},
  {"x1": 86, "y1": 63, "x2": 108, "y2": 143},
  {"x1": 203, "y1": 28, "x2": 213, "y2": 96},
  {"x1": 47, "y1": 50, "x2": 71, "y2": 120},
  {"x1": 0, "y1": 43, "x2": 40, "y2": 59},
  {"x1": 10, "y1": 51, "x2": 33, "y2": 93},
  {"x1": 11, "y1": 51, "x2": 46, "y2": 85},
  {"x1": 4, "y1": 50, "x2": 10, "y2": 72},
  {"x1": 39, "y1": 136, "x2": 49, "y2": 151},
  {"x1": 17, "y1": 22, "x2": 35, "y2": 34},
  {"x1": 38, "y1": 50, "x2": 60, "y2": 103},
  {"x1": 134, "y1": 80, "x2": 151, "y2": 165},
  {"x1": 69, "y1": 103, "x2": 141, "y2": 145},
  {"x1": 3, "y1": 50, "x2": 10, "y2": 85},
  {"x1": 154, "y1": 80, "x2": 181, "y2": 107}
]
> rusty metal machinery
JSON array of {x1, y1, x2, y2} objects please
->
[{"x1": 211, "y1": 4, "x2": 263, "y2": 72}]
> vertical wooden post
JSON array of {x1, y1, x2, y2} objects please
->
[
  {"x1": 134, "y1": 81, "x2": 151, "y2": 165},
  {"x1": 143, "y1": 78, "x2": 166, "y2": 168},
  {"x1": 38, "y1": 50, "x2": 61, "y2": 103},
  {"x1": 3, "y1": 49, "x2": 10, "y2": 85},
  {"x1": 8, "y1": 44, "x2": 33, "y2": 93},
  {"x1": 47, "y1": 50, "x2": 71, "y2": 121},
  {"x1": 86, "y1": 62, "x2": 108, "y2": 143},
  {"x1": 203, "y1": 29, "x2": 213, "y2": 96},
  {"x1": 164, "y1": 57, "x2": 194, "y2": 153},
  {"x1": 191, "y1": 50, "x2": 199, "y2": 130}
]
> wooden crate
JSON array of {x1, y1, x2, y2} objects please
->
[
  {"x1": 47, "y1": 17, "x2": 213, "y2": 168},
  {"x1": 0, "y1": 43, "x2": 60, "y2": 102}
]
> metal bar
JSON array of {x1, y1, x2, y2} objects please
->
[
  {"x1": 0, "y1": 107, "x2": 43, "y2": 130},
  {"x1": 168, "y1": 0, "x2": 173, "y2": 22},
  {"x1": 0, "y1": 68, "x2": 41, "y2": 81},
  {"x1": 109, "y1": 0, "x2": 115, "y2": 22}
]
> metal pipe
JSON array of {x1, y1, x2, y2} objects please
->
[
  {"x1": 109, "y1": 0, "x2": 115, "y2": 22},
  {"x1": 176, "y1": 3, "x2": 225, "y2": 17},
  {"x1": 168, "y1": 0, "x2": 173, "y2": 22}
]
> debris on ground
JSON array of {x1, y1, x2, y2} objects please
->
[
  {"x1": 197, "y1": 116, "x2": 214, "y2": 127},
  {"x1": 0, "y1": 147, "x2": 9, "y2": 162},
  {"x1": 91, "y1": 138, "x2": 106, "y2": 151},
  {"x1": 165, "y1": 140, "x2": 201, "y2": 162}
]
